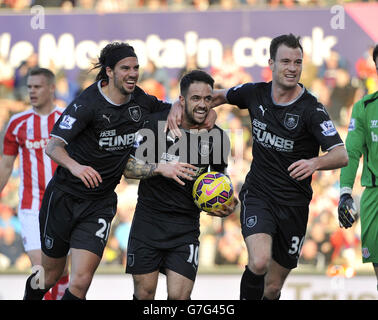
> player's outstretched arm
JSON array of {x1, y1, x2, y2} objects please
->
[
  {"x1": 0, "y1": 154, "x2": 17, "y2": 193},
  {"x1": 45, "y1": 137, "x2": 102, "y2": 189},
  {"x1": 123, "y1": 156, "x2": 197, "y2": 186},
  {"x1": 288, "y1": 145, "x2": 348, "y2": 181}
]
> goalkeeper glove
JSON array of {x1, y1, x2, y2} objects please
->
[{"x1": 338, "y1": 193, "x2": 358, "y2": 228}]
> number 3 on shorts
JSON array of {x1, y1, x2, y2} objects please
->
[
  {"x1": 95, "y1": 218, "x2": 110, "y2": 241},
  {"x1": 288, "y1": 236, "x2": 304, "y2": 255}
]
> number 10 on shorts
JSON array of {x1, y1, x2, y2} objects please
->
[{"x1": 187, "y1": 244, "x2": 199, "y2": 267}]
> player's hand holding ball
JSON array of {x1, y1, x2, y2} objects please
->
[
  {"x1": 207, "y1": 197, "x2": 239, "y2": 218},
  {"x1": 193, "y1": 171, "x2": 237, "y2": 217}
]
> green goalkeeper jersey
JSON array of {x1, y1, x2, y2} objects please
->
[{"x1": 340, "y1": 91, "x2": 378, "y2": 192}]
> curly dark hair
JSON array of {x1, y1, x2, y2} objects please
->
[{"x1": 92, "y1": 42, "x2": 136, "y2": 81}]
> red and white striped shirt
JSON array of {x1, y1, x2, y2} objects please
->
[{"x1": 3, "y1": 107, "x2": 63, "y2": 211}]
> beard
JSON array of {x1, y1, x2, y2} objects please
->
[
  {"x1": 113, "y1": 76, "x2": 132, "y2": 96},
  {"x1": 184, "y1": 103, "x2": 205, "y2": 126}
]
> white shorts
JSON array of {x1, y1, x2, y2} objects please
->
[{"x1": 18, "y1": 209, "x2": 41, "y2": 252}]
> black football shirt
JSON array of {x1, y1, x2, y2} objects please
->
[
  {"x1": 227, "y1": 82, "x2": 344, "y2": 206},
  {"x1": 50, "y1": 81, "x2": 170, "y2": 199},
  {"x1": 134, "y1": 108, "x2": 230, "y2": 224}
]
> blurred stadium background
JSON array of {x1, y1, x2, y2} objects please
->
[{"x1": 0, "y1": 0, "x2": 377, "y2": 300}]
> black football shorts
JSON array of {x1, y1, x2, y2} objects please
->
[
  {"x1": 239, "y1": 189, "x2": 309, "y2": 269},
  {"x1": 39, "y1": 182, "x2": 117, "y2": 258},
  {"x1": 126, "y1": 211, "x2": 200, "y2": 281}
]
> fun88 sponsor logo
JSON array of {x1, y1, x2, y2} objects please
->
[{"x1": 25, "y1": 138, "x2": 50, "y2": 149}]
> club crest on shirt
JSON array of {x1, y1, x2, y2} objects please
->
[
  {"x1": 198, "y1": 140, "x2": 213, "y2": 156},
  {"x1": 362, "y1": 247, "x2": 370, "y2": 259},
  {"x1": 284, "y1": 113, "x2": 299, "y2": 130},
  {"x1": 44, "y1": 235, "x2": 54, "y2": 250},
  {"x1": 127, "y1": 253, "x2": 135, "y2": 267},
  {"x1": 246, "y1": 216, "x2": 257, "y2": 228},
  {"x1": 128, "y1": 105, "x2": 141, "y2": 122}
]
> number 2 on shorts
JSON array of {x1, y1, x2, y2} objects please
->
[{"x1": 95, "y1": 218, "x2": 110, "y2": 241}]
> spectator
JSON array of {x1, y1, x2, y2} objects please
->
[
  {"x1": 113, "y1": 206, "x2": 132, "y2": 266},
  {"x1": 61, "y1": 0, "x2": 75, "y2": 12},
  {"x1": 192, "y1": 0, "x2": 210, "y2": 11},
  {"x1": 261, "y1": 66, "x2": 272, "y2": 83},
  {"x1": 356, "y1": 45, "x2": 378, "y2": 95},
  {"x1": 318, "y1": 50, "x2": 348, "y2": 90},
  {"x1": 139, "y1": 59, "x2": 170, "y2": 100},
  {"x1": 75, "y1": 69, "x2": 96, "y2": 96},
  {"x1": 308, "y1": 220, "x2": 333, "y2": 267},
  {"x1": 0, "y1": 205, "x2": 29, "y2": 270},
  {"x1": 13, "y1": 53, "x2": 38, "y2": 102},
  {"x1": 0, "y1": 203, "x2": 21, "y2": 235},
  {"x1": 330, "y1": 225, "x2": 360, "y2": 266},
  {"x1": 96, "y1": 0, "x2": 129, "y2": 13},
  {"x1": 326, "y1": 68, "x2": 358, "y2": 127},
  {"x1": 300, "y1": 52, "x2": 318, "y2": 89},
  {"x1": 299, "y1": 238, "x2": 319, "y2": 268},
  {"x1": 102, "y1": 235, "x2": 123, "y2": 265},
  {"x1": 215, "y1": 217, "x2": 245, "y2": 267},
  {"x1": 0, "y1": 56, "x2": 15, "y2": 99},
  {"x1": 211, "y1": 46, "x2": 252, "y2": 89},
  {"x1": 76, "y1": 0, "x2": 95, "y2": 9},
  {"x1": 355, "y1": 46, "x2": 377, "y2": 84},
  {"x1": 168, "y1": 0, "x2": 189, "y2": 10},
  {"x1": 269, "y1": 0, "x2": 294, "y2": 8},
  {"x1": 32, "y1": 0, "x2": 63, "y2": 7},
  {"x1": 54, "y1": 70, "x2": 79, "y2": 107},
  {"x1": 0, "y1": 226, "x2": 26, "y2": 268},
  {"x1": 178, "y1": 54, "x2": 201, "y2": 80}
]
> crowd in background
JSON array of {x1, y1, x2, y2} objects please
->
[
  {"x1": 0, "y1": 0, "x2": 375, "y2": 13},
  {"x1": 0, "y1": 36, "x2": 377, "y2": 277}
]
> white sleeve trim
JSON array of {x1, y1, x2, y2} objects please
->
[
  {"x1": 326, "y1": 142, "x2": 344, "y2": 151},
  {"x1": 50, "y1": 134, "x2": 68, "y2": 145}
]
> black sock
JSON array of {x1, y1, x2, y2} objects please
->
[
  {"x1": 240, "y1": 265, "x2": 266, "y2": 300},
  {"x1": 61, "y1": 288, "x2": 83, "y2": 300},
  {"x1": 23, "y1": 272, "x2": 49, "y2": 300},
  {"x1": 167, "y1": 295, "x2": 191, "y2": 300}
]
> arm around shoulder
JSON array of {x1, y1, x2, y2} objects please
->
[{"x1": 210, "y1": 89, "x2": 229, "y2": 108}]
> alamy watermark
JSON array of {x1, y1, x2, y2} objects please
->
[
  {"x1": 30, "y1": 5, "x2": 45, "y2": 30},
  {"x1": 133, "y1": 122, "x2": 245, "y2": 166},
  {"x1": 330, "y1": 5, "x2": 345, "y2": 30}
]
